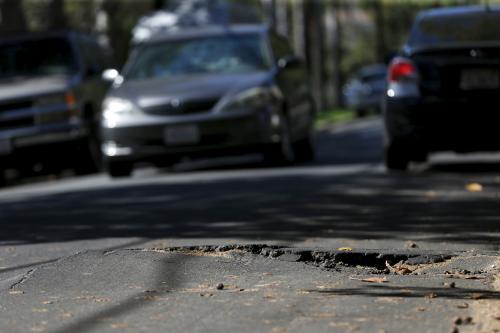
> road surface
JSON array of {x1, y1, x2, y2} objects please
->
[{"x1": 0, "y1": 117, "x2": 498, "y2": 332}]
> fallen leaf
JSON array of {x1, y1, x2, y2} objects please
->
[
  {"x1": 350, "y1": 276, "x2": 388, "y2": 283},
  {"x1": 405, "y1": 240, "x2": 419, "y2": 249},
  {"x1": 425, "y1": 191, "x2": 438, "y2": 198},
  {"x1": 385, "y1": 261, "x2": 415, "y2": 275},
  {"x1": 110, "y1": 323, "x2": 128, "y2": 329},
  {"x1": 466, "y1": 183, "x2": 483, "y2": 192}
]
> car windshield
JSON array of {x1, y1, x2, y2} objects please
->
[
  {"x1": 125, "y1": 33, "x2": 271, "y2": 80},
  {"x1": 0, "y1": 37, "x2": 78, "y2": 80},
  {"x1": 409, "y1": 11, "x2": 500, "y2": 48}
]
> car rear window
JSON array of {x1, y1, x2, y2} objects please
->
[{"x1": 408, "y1": 11, "x2": 500, "y2": 48}]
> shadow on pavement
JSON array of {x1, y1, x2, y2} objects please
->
[
  {"x1": 309, "y1": 284, "x2": 500, "y2": 300},
  {"x1": 0, "y1": 169, "x2": 499, "y2": 247},
  {"x1": 51, "y1": 253, "x2": 191, "y2": 333}
]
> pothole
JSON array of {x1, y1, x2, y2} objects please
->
[{"x1": 145, "y1": 244, "x2": 457, "y2": 271}]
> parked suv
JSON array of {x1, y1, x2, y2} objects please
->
[
  {"x1": 101, "y1": 25, "x2": 316, "y2": 178},
  {"x1": 0, "y1": 31, "x2": 111, "y2": 184},
  {"x1": 384, "y1": 6, "x2": 500, "y2": 170}
]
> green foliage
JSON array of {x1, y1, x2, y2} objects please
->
[{"x1": 316, "y1": 108, "x2": 356, "y2": 128}]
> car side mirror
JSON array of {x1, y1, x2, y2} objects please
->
[
  {"x1": 102, "y1": 69, "x2": 120, "y2": 82},
  {"x1": 277, "y1": 55, "x2": 302, "y2": 70}
]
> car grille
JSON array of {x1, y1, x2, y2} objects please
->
[
  {"x1": 0, "y1": 116, "x2": 34, "y2": 131},
  {"x1": 144, "y1": 98, "x2": 219, "y2": 116},
  {"x1": 0, "y1": 100, "x2": 35, "y2": 131},
  {"x1": 0, "y1": 100, "x2": 33, "y2": 113}
]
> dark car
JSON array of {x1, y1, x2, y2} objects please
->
[
  {"x1": 101, "y1": 24, "x2": 316, "y2": 178},
  {"x1": 344, "y1": 64, "x2": 387, "y2": 117},
  {"x1": 0, "y1": 31, "x2": 111, "y2": 184},
  {"x1": 383, "y1": 6, "x2": 500, "y2": 170}
]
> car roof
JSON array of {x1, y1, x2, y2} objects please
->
[
  {"x1": 142, "y1": 24, "x2": 269, "y2": 44},
  {"x1": 417, "y1": 5, "x2": 500, "y2": 21}
]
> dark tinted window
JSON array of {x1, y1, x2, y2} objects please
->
[
  {"x1": 0, "y1": 37, "x2": 78, "y2": 80},
  {"x1": 409, "y1": 11, "x2": 500, "y2": 47}
]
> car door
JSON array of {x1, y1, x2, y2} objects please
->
[{"x1": 270, "y1": 34, "x2": 313, "y2": 141}]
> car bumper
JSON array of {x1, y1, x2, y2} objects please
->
[
  {"x1": 101, "y1": 108, "x2": 279, "y2": 162},
  {"x1": 0, "y1": 122, "x2": 87, "y2": 160},
  {"x1": 384, "y1": 96, "x2": 500, "y2": 152}
]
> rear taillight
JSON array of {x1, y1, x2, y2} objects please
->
[{"x1": 388, "y1": 58, "x2": 417, "y2": 83}]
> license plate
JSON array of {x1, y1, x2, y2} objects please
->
[
  {"x1": 460, "y1": 69, "x2": 500, "y2": 90},
  {"x1": 0, "y1": 139, "x2": 12, "y2": 156},
  {"x1": 164, "y1": 125, "x2": 200, "y2": 145}
]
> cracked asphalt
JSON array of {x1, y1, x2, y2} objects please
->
[{"x1": 0, "y1": 117, "x2": 499, "y2": 332}]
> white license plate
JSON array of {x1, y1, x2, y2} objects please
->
[
  {"x1": 460, "y1": 69, "x2": 500, "y2": 90},
  {"x1": 164, "y1": 125, "x2": 200, "y2": 145},
  {"x1": 0, "y1": 139, "x2": 12, "y2": 156}
]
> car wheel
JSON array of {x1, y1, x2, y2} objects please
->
[
  {"x1": 107, "y1": 161, "x2": 133, "y2": 179},
  {"x1": 0, "y1": 169, "x2": 5, "y2": 188},
  {"x1": 293, "y1": 134, "x2": 315, "y2": 163},
  {"x1": 356, "y1": 108, "x2": 368, "y2": 118},
  {"x1": 385, "y1": 142, "x2": 410, "y2": 171},
  {"x1": 263, "y1": 115, "x2": 295, "y2": 166}
]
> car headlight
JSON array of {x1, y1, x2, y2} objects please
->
[
  {"x1": 216, "y1": 87, "x2": 279, "y2": 113},
  {"x1": 102, "y1": 97, "x2": 138, "y2": 119}
]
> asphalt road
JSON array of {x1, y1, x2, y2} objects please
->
[{"x1": 0, "y1": 117, "x2": 499, "y2": 332}]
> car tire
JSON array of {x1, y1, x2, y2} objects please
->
[
  {"x1": 356, "y1": 108, "x2": 368, "y2": 118},
  {"x1": 0, "y1": 169, "x2": 5, "y2": 188},
  {"x1": 263, "y1": 115, "x2": 295, "y2": 166},
  {"x1": 293, "y1": 135, "x2": 315, "y2": 163},
  {"x1": 385, "y1": 142, "x2": 410, "y2": 171},
  {"x1": 107, "y1": 161, "x2": 133, "y2": 179}
]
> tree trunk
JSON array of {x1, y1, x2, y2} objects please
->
[
  {"x1": 332, "y1": 1, "x2": 343, "y2": 107},
  {"x1": 0, "y1": 0, "x2": 27, "y2": 34},
  {"x1": 290, "y1": 0, "x2": 305, "y2": 58},
  {"x1": 48, "y1": 0, "x2": 67, "y2": 30},
  {"x1": 373, "y1": 0, "x2": 386, "y2": 63},
  {"x1": 304, "y1": 0, "x2": 324, "y2": 111}
]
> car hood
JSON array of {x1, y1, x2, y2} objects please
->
[
  {"x1": 110, "y1": 72, "x2": 273, "y2": 110},
  {"x1": 0, "y1": 75, "x2": 71, "y2": 102}
]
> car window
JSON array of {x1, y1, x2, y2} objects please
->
[
  {"x1": 125, "y1": 33, "x2": 271, "y2": 80},
  {"x1": 360, "y1": 72, "x2": 386, "y2": 83},
  {"x1": 409, "y1": 11, "x2": 500, "y2": 47},
  {"x1": 0, "y1": 37, "x2": 78, "y2": 80}
]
